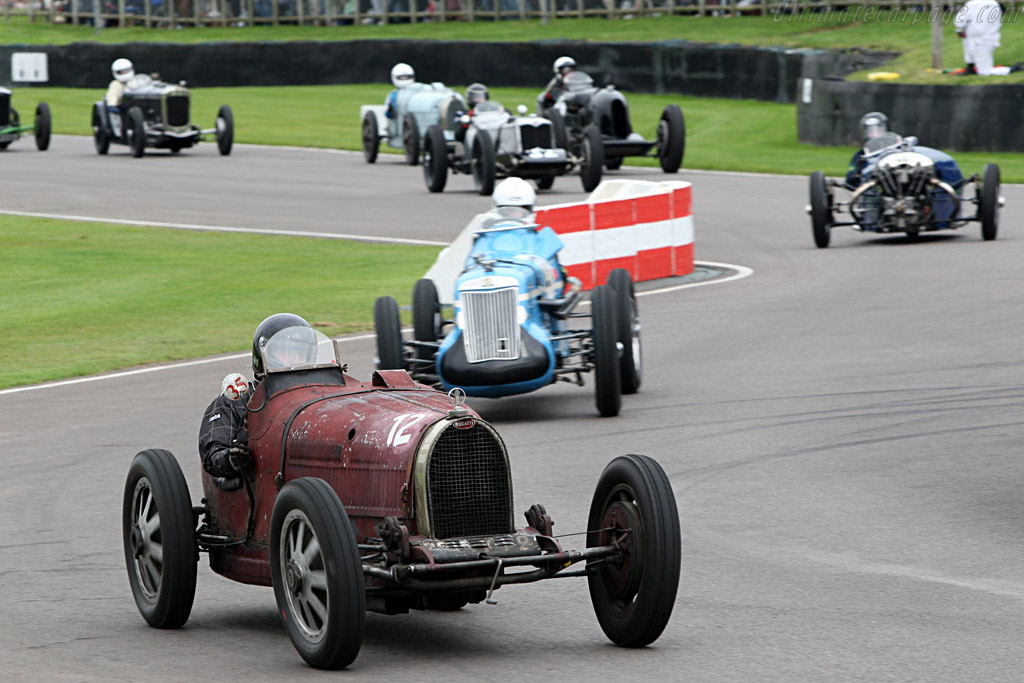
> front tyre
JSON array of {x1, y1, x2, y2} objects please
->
[
  {"x1": 270, "y1": 478, "x2": 365, "y2": 670},
  {"x1": 591, "y1": 285, "x2": 622, "y2": 417},
  {"x1": 607, "y1": 268, "x2": 641, "y2": 395},
  {"x1": 127, "y1": 107, "x2": 146, "y2": 158},
  {"x1": 587, "y1": 454, "x2": 681, "y2": 648},
  {"x1": 34, "y1": 102, "x2": 51, "y2": 151},
  {"x1": 536, "y1": 175, "x2": 555, "y2": 191},
  {"x1": 215, "y1": 105, "x2": 234, "y2": 156},
  {"x1": 980, "y1": 163, "x2": 1000, "y2": 241},
  {"x1": 403, "y1": 112, "x2": 420, "y2": 166},
  {"x1": 580, "y1": 124, "x2": 604, "y2": 193},
  {"x1": 122, "y1": 449, "x2": 197, "y2": 629},
  {"x1": 657, "y1": 104, "x2": 685, "y2": 173},
  {"x1": 373, "y1": 296, "x2": 404, "y2": 370},
  {"x1": 471, "y1": 129, "x2": 496, "y2": 196},
  {"x1": 422, "y1": 124, "x2": 449, "y2": 193},
  {"x1": 92, "y1": 104, "x2": 110, "y2": 155},
  {"x1": 361, "y1": 111, "x2": 379, "y2": 163},
  {"x1": 809, "y1": 171, "x2": 832, "y2": 248}
]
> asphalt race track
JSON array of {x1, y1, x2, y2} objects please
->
[{"x1": 4, "y1": 135, "x2": 1024, "y2": 682}]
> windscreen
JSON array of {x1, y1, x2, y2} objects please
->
[
  {"x1": 864, "y1": 132, "x2": 903, "y2": 155},
  {"x1": 563, "y1": 71, "x2": 594, "y2": 93},
  {"x1": 261, "y1": 326, "x2": 338, "y2": 374}
]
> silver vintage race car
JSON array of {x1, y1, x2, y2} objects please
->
[{"x1": 421, "y1": 97, "x2": 573, "y2": 195}]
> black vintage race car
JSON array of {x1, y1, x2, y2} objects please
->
[
  {"x1": 0, "y1": 87, "x2": 51, "y2": 152},
  {"x1": 539, "y1": 71, "x2": 685, "y2": 191},
  {"x1": 92, "y1": 74, "x2": 233, "y2": 158}
]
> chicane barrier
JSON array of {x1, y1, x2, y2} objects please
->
[{"x1": 425, "y1": 178, "x2": 694, "y2": 303}]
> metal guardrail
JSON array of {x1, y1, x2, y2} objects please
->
[{"x1": 0, "y1": 1, "x2": 988, "y2": 28}]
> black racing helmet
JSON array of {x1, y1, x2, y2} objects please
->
[
  {"x1": 252, "y1": 312, "x2": 312, "y2": 379},
  {"x1": 466, "y1": 82, "x2": 490, "y2": 108}
]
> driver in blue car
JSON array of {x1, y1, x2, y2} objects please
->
[
  {"x1": 845, "y1": 111, "x2": 889, "y2": 188},
  {"x1": 385, "y1": 62, "x2": 415, "y2": 121},
  {"x1": 198, "y1": 313, "x2": 315, "y2": 481}
]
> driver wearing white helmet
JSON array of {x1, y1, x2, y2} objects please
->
[
  {"x1": 539, "y1": 56, "x2": 576, "y2": 110},
  {"x1": 491, "y1": 178, "x2": 536, "y2": 220},
  {"x1": 106, "y1": 58, "x2": 134, "y2": 108},
  {"x1": 385, "y1": 63, "x2": 416, "y2": 120}
]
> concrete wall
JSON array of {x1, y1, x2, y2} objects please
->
[
  {"x1": 0, "y1": 40, "x2": 894, "y2": 103},
  {"x1": 797, "y1": 77, "x2": 1024, "y2": 153}
]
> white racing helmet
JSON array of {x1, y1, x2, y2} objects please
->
[
  {"x1": 391, "y1": 63, "x2": 415, "y2": 89},
  {"x1": 493, "y1": 177, "x2": 536, "y2": 211},
  {"x1": 112, "y1": 58, "x2": 134, "y2": 83},
  {"x1": 553, "y1": 56, "x2": 576, "y2": 75}
]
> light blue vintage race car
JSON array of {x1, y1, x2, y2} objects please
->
[
  {"x1": 808, "y1": 132, "x2": 1002, "y2": 247},
  {"x1": 373, "y1": 211, "x2": 641, "y2": 417},
  {"x1": 361, "y1": 82, "x2": 466, "y2": 166}
]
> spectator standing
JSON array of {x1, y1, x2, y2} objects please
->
[{"x1": 954, "y1": 0, "x2": 1002, "y2": 76}]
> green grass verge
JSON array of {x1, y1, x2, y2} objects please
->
[
  {"x1": 3, "y1": 13, "x2": 1024, "y2": 83},
  {"x1": 19, "y1": 83, "x2": 1024, "y2": 181},
  {"x1": 0, "y1": 215, "x2": 438, "y2": 389}
]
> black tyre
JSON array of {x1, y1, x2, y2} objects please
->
[
  {"x1": 127, "y1": 107, "x2": 146, "y2": 158},
  {"x1": 590, "y1": 285, "x2": 622, "y2": 417},
  {"x1": 980, "y1": 163, "x2": 1000, "y2": 241},
  {"x1": 657, "y1": 104, "x2": 685, "y2": 174},
  {"x1": 471, "y1": 129, "x2": 496, "y2": 196},
  {"x1": 270, "y1": 478, "x2": 365, "y2": 670},
  {"x1": 412, "y1": 278, "x2": 442, "y2": 344},
  {"x1": 809, "y1": 171, "x2": 832, "y2": 248},
  {"x1": 605, "y1": 157, "x2": 623, "y2": 171},
  {"x1": 607, "y1": 268, "x2": 641, "y2": 395},
  {"x1": 587, "y1": 454, "x2": 681, "y2": 648},
  {"x1": 422, "y1": 124, "x2": 449, "y2": 193},
  {"x1": 34, "y1": 102, "x2": 51, "y2": 151},
  {"x1": 580, "y1": 124, "x2": 604, "y2": 193},
  {"x1": 92, "y1": 104, "x2": 110, "y2": 155},
  {"x1": 536, "y1": 175, "x2": 555, "y2": 190},
  {"x1": 216, "y1": 105, "x2": 234, "y2": 156},
  {"x1": 361, "y1": 111, "x2": 379, "y2": 164},
  {"x1": 373, "y1": 296, "x2": 404, "y2": 370},
  {"x1": 122, "y1": 449, "x2": 197, "y2": 630},
  {"x1": 403, "y1": 112, "x2": 420, "y2": 166},
  {"x1": 543, "y1": 108, "x2": 568, "y2": 150}
]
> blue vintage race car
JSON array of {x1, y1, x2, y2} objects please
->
[
  {"x1": 373, "y1": 210, "x2": 641, "y2": 417},
  {"x1": 361, "y1": 82, "x2": 466, "y2": 166},
  {"x1": 807, "y1": 132, "x2": 1002, "y2": 247}
]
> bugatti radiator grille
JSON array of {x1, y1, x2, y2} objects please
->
[
  {"x1": 461, "y1": 287, "x2": 520, "y2": 363},
  {"x1": 0, "y1": 91, "x2": 9, "y2": 127},
  {"x1": 426, "y1": 423, "x2": 513, "y2": 539},
  {"x1": 165, "y1": 94, "x2": 189, "y2": 127},
  {"x1": 519, "y1": 125, "x2": 552, "y2": 150}
]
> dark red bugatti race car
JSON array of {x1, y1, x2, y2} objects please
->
[{"x1": 122, "y1": 325, "x2": 680, "y2": 669}]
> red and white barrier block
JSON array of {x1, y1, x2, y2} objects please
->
[{"x1": 534, "y1": 179, "x2": 694, "y2": 290}]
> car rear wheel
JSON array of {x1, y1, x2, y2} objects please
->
[
  {"x1": 34, "y1": 102, "x2": 51, "y2": 151},
  {"x1": 980, "y1": 163, "x2": 1000, "y2": 241},
  {"x1": 657, "y1": 104, "x2": 685, "y2": 173},
  {"x1": 92, "y1": 104, "x2": 110, "y2": 155},
  {"x1": 361, "y1": 111, "x2": 379, "y2": 163},
  {"x1": 591, "y1": 285, "x2": 622, "y2": 417},
  {"x1": 587, "y1": 454, "x2": 680, "y2": 648},
  {"x1": 127, "y1": 107, "x2": 146, "y2": 158},
  {"x1": 403, "y1": 112, "x2": 420, "y2": 166},
  {"x1": 580, "y1": 124, "x2": 604, "y2": 193},
  {"x1": 412, "y1": 278, "x2": 442, "y2": 344},
  {"x1": 373, "y1": 296, "x2": 404, "y2": 370},
  {"x1": 471, "y1": 129, "x2": 496, "y2": 196},
  {"x1": 607, "y1": 268, "x2": 641, "y2": 395},
  {"x1": 271, "y1": 477, "x2": 365, "y2": 670},
  {"x1": 422, "y1": 124, "x2": 449, "y2": 193},
  {"x1": 216, "y1": 105, "x2": 233, "y2": 156},
  {"x1": 809, "y1": 170, "x2": 832, "y2": 248},
  {"x1": 122, "y1": 449, "x2": 197, "y2": 630}
]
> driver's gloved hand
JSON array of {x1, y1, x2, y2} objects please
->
[{"x1": 227, "y1": 445, "x2": 253, "y2": 472}]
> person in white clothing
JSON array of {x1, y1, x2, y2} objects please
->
[{"x1": 954, "y1": 0, "x2": 1003, "y2": 76}]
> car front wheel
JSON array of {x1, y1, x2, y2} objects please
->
[
  {"x1": 122, "y1": 449, "x2": 197, "y2": 629},
  {"x1": 127, "y1": 107, "x2": 146, "y2": 158},
  {"x1": 580, "y1": 124, "x2": 604, "y2": 193},
  {"x1": 587, "y1": 453, "x2": 681, "y2": 648},
  {"x1": 373, "y1": 296, "x2": 404, "y2": 370},
  {"x1": 809, "y1": 170, "x2": 832, "y2": 248},
  {"x1": 34, "y1": 102, "x2": 51, "y2": 151},
  {"x1": 422, "y1": 124, "x2": 449, "y2": 193},
  {"x1": 216, "y1": 105, "x2": 234, "y2": 156},
  {"x1": 403, "y1": 112, "x2": 420, "y2": 166},
  {"x1": 607, "y1": 268, "x2": 641, "y2": 395},
  {"x1": 270, "y1": 477, "x2": 365, "y2": 670},
  {"x1": 657, "y1": 104, "x2": 685, "y2": 173},
  {"x1": 590, "y1": 285, "x2": 622, "y2": 417},
  {"x1": 980, "y1": 163, "x2": 1000, "y2": 241}
]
